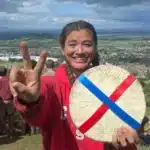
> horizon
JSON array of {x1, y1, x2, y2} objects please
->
[
  {"x1": 0, "y1": 29, "x2": 150, "y2": 41},
  {"x1": 1, "y1": 28, "x2": 150, "y2": 33}
]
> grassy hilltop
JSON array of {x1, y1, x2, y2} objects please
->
[{"x1": 0, "y1": 34, "x2": 150, "y2": 149}]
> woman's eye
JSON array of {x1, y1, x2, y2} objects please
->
[
  {"x1": 84, "y1": 43, "x2": 92, "y2": 47},
  {"x1": 69, "y1": 44, "x2": 76, "y2": 47}
]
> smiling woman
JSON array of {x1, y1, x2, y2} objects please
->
[
  {"x1": 9, "y1": 20, "x2": 139, "y2": 150},
  {"x1": 59, "y1": 21, "x2": 98, "y2": 76}
]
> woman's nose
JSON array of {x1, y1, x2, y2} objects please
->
[{"x1": 75, "y1": 45, "x2": 84, "y2": 54}]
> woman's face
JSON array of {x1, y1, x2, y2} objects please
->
[{"x1": 62, "y1": 29, "x2": 96, "y2": 72}]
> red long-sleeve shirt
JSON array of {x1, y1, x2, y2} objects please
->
[
  {"x1": 14, "y1": 64, "x2": 137, "y2": 150},
  {"x1": 0, "y1": 76, "x2": 13, "y2": 102}
]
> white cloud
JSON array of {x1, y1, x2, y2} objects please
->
[
  {"x1": 0, "y1": 0, "x2": 149, "y2": 30},
  {"x1": 19, "y1": 1, "x2": 50, "y2": 13},
  {"x1": 56, "y1": 0, "x2": 149, "y2": 7},
  {"x1": 22, "y1": 1, "x2": 32, "y2": 7}
]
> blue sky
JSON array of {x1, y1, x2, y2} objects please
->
[{"x1": 0, "y1": 0, "x2": 150, "y2": 30}]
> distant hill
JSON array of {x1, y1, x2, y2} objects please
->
[
  {"x1": 0, "y1": 28, "x2": 150, "y2": 40},
  {"x1": 21, "y1": 33, "x2": 55, "y2": 40},
  {"x1": 0, "y1": 29, "x2": 61, "y2": 40},
  {"x1": 96, "y1": 29, "x2": 150, "y2": 37}
]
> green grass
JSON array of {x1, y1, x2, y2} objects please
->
[
  {"x1": 0, "y1": 134, "x2": 149, "y2": 150},
  {"x1": 146, "y1": 107, "x2": 150, "y2": 116},
  {"x1": 140, "y1": 146, "x2": 150, "y2": 150},
  {"x1": 0, "y1": 134, "x2": 41, "y2": 150}
]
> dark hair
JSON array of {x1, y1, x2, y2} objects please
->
[
  {"x1": 59, "y1": 20, "x2": 99, "y2": 66},
  {"x1": 0, "y1": 67, "x2": 7, "y2": 76},
  {"x1": 54, "y1": 61, "x2": 60, "y2": 68},
  {"x1": 92, "y1": 51, "x2": 100, "y2": 66},
  {"x1": 46, "y1": 59, "x2": 55, "y2": 68}
]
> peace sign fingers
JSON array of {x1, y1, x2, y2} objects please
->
[
  {"x1": 20, "y1": 41, "x2": 32, "y2": 70},
  {"x1": 34, "y1": 50, "x2": 47, "y2": 78}
]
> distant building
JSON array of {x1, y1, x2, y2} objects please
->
[{"x1": 0, "y1": 55, "x2": 58, "y2": 62}]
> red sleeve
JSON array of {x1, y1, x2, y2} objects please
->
[{"x1": 14, "y1": 76, "x2": 59, "y2": 129}]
